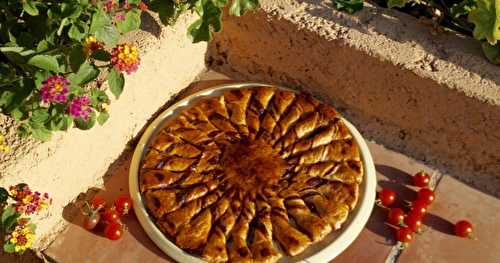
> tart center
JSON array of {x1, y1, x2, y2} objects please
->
[{"x1": 222, "y1": 138, "x2": 287, "y2": 192}]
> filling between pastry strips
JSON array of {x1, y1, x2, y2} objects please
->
[{"x1": 139, "y1": 86, "x2": 363, "y2": 262}]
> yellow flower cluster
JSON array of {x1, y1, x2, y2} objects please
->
[
  {"x1": 84, "y1": 36, "x2": 103, "y2": 56},
  {"x1": 0, "y1": 134, "x2": 10, "y2": 153},
  {"x1": 9, "y1": 224, "x2": 35, "y2": 253},
  {"x1": 111, "y1": 43, "x2": 140, "y2": 74}
]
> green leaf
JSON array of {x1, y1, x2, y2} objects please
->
[
  {"x1": 27, "y1": 55, "x2": 60, "y2": 73},
  {"x1": 187, "y1": 0, "x2": 223, "y2": 42},
  {"x1": 89, "y1": 9, "x2": 111, "y2": 35},
  {"x1": 74, "y1": 111, "x2": 96, "y2": 130},
  {"x1": 331, "y1": 0, "x2": 364, "y2": 14},
  {"x1": 31, "y1": 109, "x2": 50, "y2": 124},
  {"x1": 91, "y1": 49, "x2": 111, "y2": 61},
  {"x1": 36, "y1": 40, "x2": 50, "y2": 53},
  {"x1": 69, "y1": 63, "x2": 100, "y2": 85},
  {"x1": 0, "y1": 188, "x2": 8, "y2": 204},
  {"x1": 468, "y1": 0, "x2": 500, "y2": 45},
  {"x1": 387, "y1": 0, "x2": 409, "y2": 8},
  {"x1": 482, "y1": 42, "x2": 500, "y2": 64},
  {"x1": 1, "y1": 207, "x2": 15, "y2": 225},
  {"x1": 95, "y1": 25, "x2": 119, "y2": 46},
  {"x1": 69, "y1": 45, "x2": 86, "y2": 72},
  {"x1": 451, "y1": 0, "x2": 477, "y2": 18},
  {"x1": 23, "y1": 0, "x2": 39, "y2": 16},
  {"x1": 107, "y1": 68, "x2": 124, "y2": 99},
  {"x1": 128, "y1": 0, "x2": 140, "y2": 5},
  {"x1": 152, "y1": 0, "x2": 178, "y2": 25},
  {"x1": 229, "y1": 0, "x2": 259, "y2": 17},
  {"x1": 1, "y1": 207, "x2": 21, "y2": 233},
  {"x1": 68, "y1": 22, "x2": 87, "y2": 41},
  {"x1": 31, "y1": 126, "x2": 52, "y2": 141},
  {"x1": 97, "y1": 111, "x2": 109, "y2": 125},
  {"x1": 117, "y1": 10, "x2": 142, "y2": 33},
  {"x1": 28, "y1": 223, "x2": 36, "y2": 232},
  {"x1": 4, "y1": 243, "x2": 15, "y2": 253},
  {"x1": 34, "y1": 71, "x2": 50, "y2": 89},
  {"x1": 17, "y1": 123, "x2": 31, "y2": 138}
]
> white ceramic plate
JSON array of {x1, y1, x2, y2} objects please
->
[{"x1": 129, "y1": 83, "x2": 376, "y2": 263}]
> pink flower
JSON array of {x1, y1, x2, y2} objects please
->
[
  {"x1": 9, "y1": 184, "x2": 51, "y2": 215},
  {"x1": 69, "y1": 95, "x2": 93, "y2": 121},
  {"x1": 40, "y1": 76, "x2": 69, "y2": 104},
  {"x1": 115, "y1": 12, "x2": 125, "y2": 21}
]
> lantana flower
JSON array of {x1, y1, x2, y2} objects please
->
[
  {"x1": 111, "y1": 43, "x2": 140, "y2": 74},
  {"x1": 103, "y1": 0, "x2": 117, "y2": 13},
  {"x1": 7, "y1": 219, "x2": 36, "y2": 253},
  {"x1": 39, "y1": 76, "x2": 70, "y2": 104},
  {"x1": 114, "y1": 12, "x2": 125, "y2": 22},
  {"x1": 9, "y1": 185, "x2": 52, "y2": 215},
  {"x1": 139, "y1": 1, "x2": 148, "y2": 11},
  {"x1": 84, "y1": 36, "x2": 104, "y2": 56},
  {"x1": 0, "y1": 134, "x2": 10, "y2": 154},
  {"x1": 69, "y1": 95, "x2": 93, "y2": 121}
]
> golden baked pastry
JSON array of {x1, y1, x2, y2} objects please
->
[{"x1": 140, "y1": 86, "x2": 363, "y2": 262}]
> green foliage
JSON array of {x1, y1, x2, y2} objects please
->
[
  {"x1": 331, "y1": 0, "x2": 364, "y2": 14},
  {"x1": 468, "y1": 0, "x2": 500, "y2": 45},
  {"x1": 330, "y1": 0, "x2": 500, "y2": 64},
  {"x1": 151, "y1": 0, "x2": 260, "y2": 42},
  {"x1": 481, "y1": 42, "x2": 500, "y2": 63},
  {"x1": 0, "y1": 0, "x2": 260, "y2": 142},
  {"x1": 387, "y1": 0, "x2": 410, "y2": 8}
]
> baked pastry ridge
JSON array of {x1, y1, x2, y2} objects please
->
[{"x1": 140, "y1": 86, "x2": 363, "y2": 262}]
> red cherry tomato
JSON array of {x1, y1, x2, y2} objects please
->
[
  {"x1": 413, "y1": 171, "x2": 431, "y2": 187},
  {"x1": 102, "y1": 208, "x2": 120, "y2": 223},
  {"x1": 104, "y1": 222, "x2": 124, "y2": 240},
  {"x1": 396, "y1": 227, "x2": 413, "y2": 243},
  {"x1": 378, "y1": 188, "x2": 396, "y2": 207},
  {"x1": 83, "y1": 212, "x2": 101, "y2": 230},
  {"x1": 417, "y1": 188, "x2": 435, "y2": 205},
  {"x1": 90, "y1": 196, "x2": 106, "y2": 210},
  {"x1": 410, "y1": 199, "x2": 428, "y2": 219},
  {"x1": 455, "y1": 220, "x2": 474, "y2": 238},
  {"x1": 404, "y1": 213, "x2": 423, "y2": 233},
  {"x1": 114, "y1": 195, "x2": 133, "y2": 216},
  {"x1": 387, "y1": 208, "x2": 406, "y2": 225}
]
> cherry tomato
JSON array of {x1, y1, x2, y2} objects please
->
[
  {"x1": 454, "y1": 220, "x2": 474, "y2": 238},
  {"x1": 83, "y1": 212, "x2": 101, "y2": 230},
  {"x1": 114, "y1": 195, "x2": 133, "y2": 216},
  {"x1": 102, "y1": 208, "x2": 120, "y2": 223},
  {"x1": 410, "y1": 199, "x2": 428, "y2": 219},
  {"x1": 404, "y1": 213, "x2": 423, "y2": 233},
  {"x1": 104, "y1": 222, "x2": 124, "y2": 240},
  {"x1": 413, "y1": 171, "x2": 430, "y2": 187},
  {"x1": 378, "y1": 188, "x2": 396, "y2": 207},
  {"x1": 387, "y1": 208, "x2": 406, "y2": 225},
  {"x1": 90, "y1": 196, "x2": 106, "y2": 210},
  {"x1": 417, "y1": 188, "x2": 435, "y2": 205},
  {"x1": 395, "y1": 227, "x2": 413, "y2": 243}
]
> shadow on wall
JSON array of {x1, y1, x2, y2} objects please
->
[
  {"x1": 296, "y1": 0, "x2": 499, "y2": 85},
  {"x1": 204, "y1": 5, "x2": 500, "y2": 199}
]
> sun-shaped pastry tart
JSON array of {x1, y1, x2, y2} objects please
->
[{"x1": 140, "y1": 86, "x2": 363, "y2": 262}]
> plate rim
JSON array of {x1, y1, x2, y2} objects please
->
[{"x1": 128, "y1": 82, "x2": 376, "y2": 263}]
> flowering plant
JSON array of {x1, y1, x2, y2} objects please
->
[
  {"x1": 0, "y1": 0, "x2": 259, "y2": 143},
  {"x1": 0, "y1": 184, "x2": 51, "y2": 254},
  {"x1": 331, "y1": 0, "x2": 500, "y2": 64}
]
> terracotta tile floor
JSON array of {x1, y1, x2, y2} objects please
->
[{"x1": 43, "y1": 77, "x2": 500, "y2": 262}]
